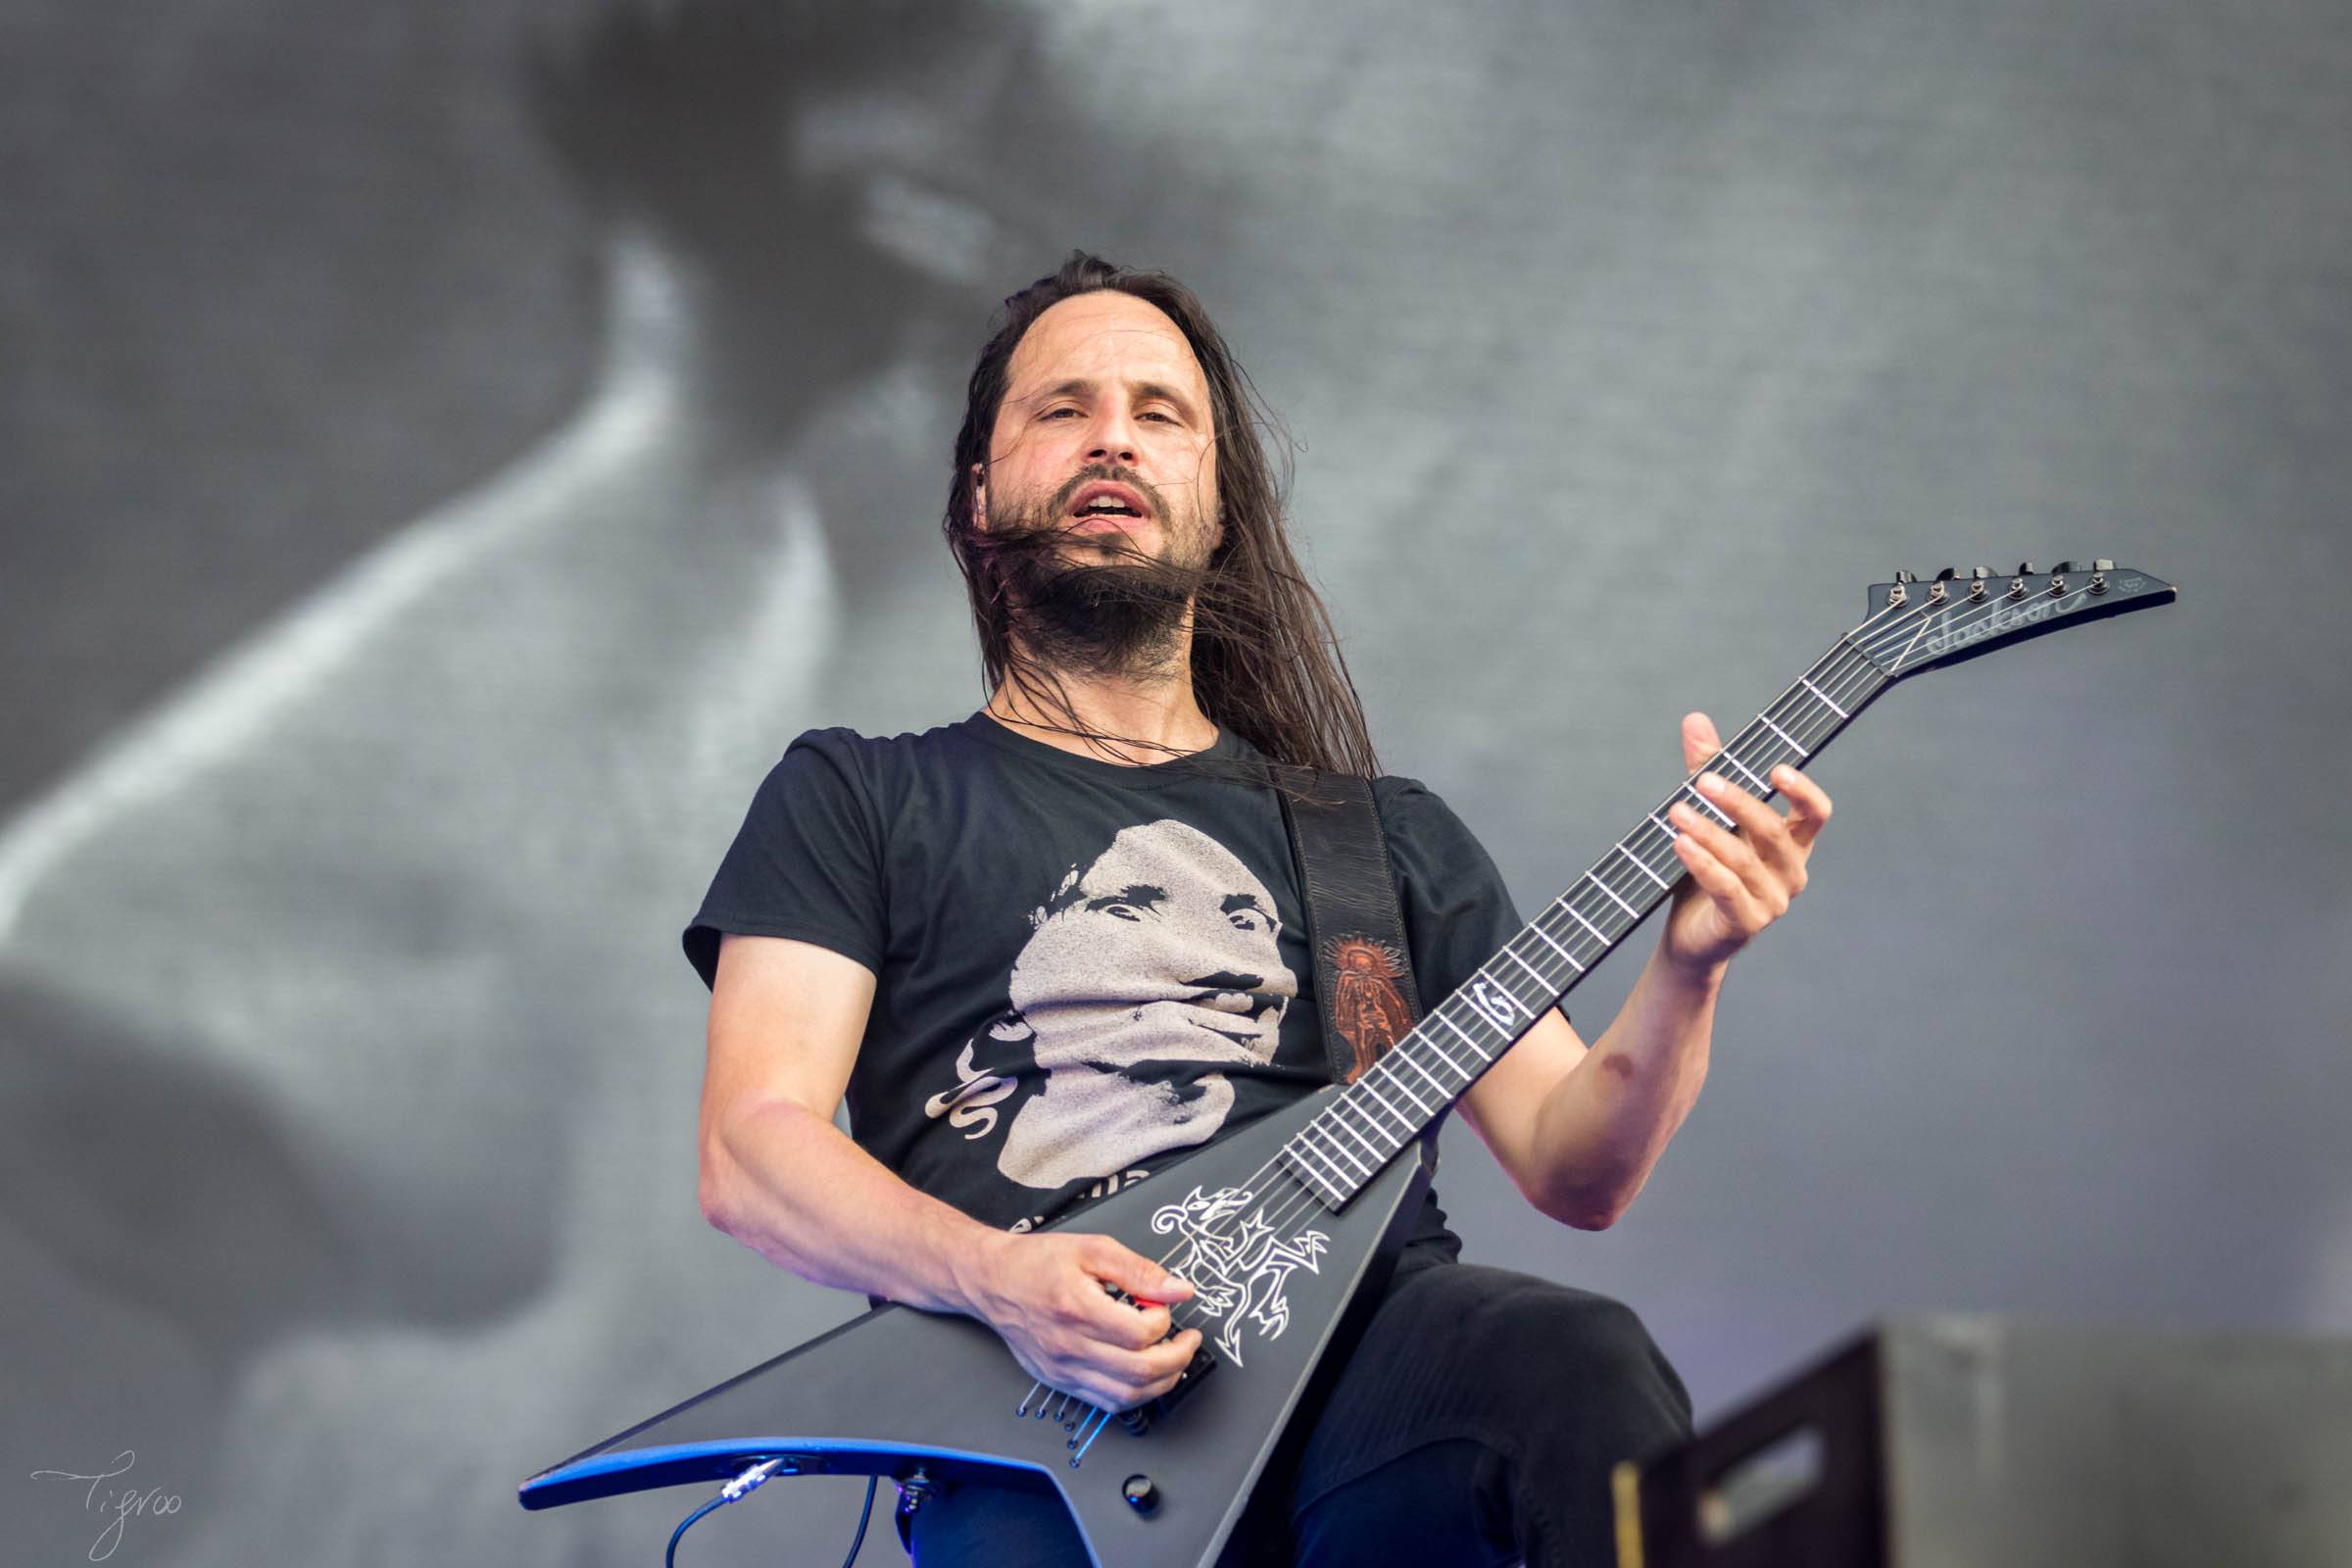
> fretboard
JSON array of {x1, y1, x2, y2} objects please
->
[{"x1": 1276, "y1": 633, "x2": 1892, "y2": 1210}]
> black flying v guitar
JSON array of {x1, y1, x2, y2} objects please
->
[{"x1": 520, "y1": 562, "x2": 2176, "y2": 1566}]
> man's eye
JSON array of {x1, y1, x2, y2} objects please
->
[
  {"x1": 1041, "y1": 407, "x2": 1079, "y2": 420},
  {"x1": 1140, "y1": 410, "x2": 1179, "y2": 424}
]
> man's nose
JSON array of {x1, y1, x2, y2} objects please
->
[{"x1": 1084, "y1": 408, "x2": 1140, "y2": 466}]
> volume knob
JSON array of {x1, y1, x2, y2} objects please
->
[{"x1": 1123, "y1": 1475, "x2": 1160, "y2": 1515}]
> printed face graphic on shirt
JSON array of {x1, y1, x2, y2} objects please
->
[{"x1": 991, "y1": 818, "x2": 1297, "y2": 1190}]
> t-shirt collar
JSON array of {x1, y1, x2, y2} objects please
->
[{"x1": 959, "y1": 710, "x2": 1252, "y2": 781}]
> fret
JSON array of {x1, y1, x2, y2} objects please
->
[
  {"x1": 1303, "y1": 1139, "x2": 1354, "y2": 1198},
  {"x1": 1530, "y1": 923, "x2": 1586, "y2": 971},
  {"x1": 1284, "y1": 1134, "x2": 1347, "y2": 1195},
  {"x1": 1649, "y1": 812, "x2": 1680, "y2": 840},
  {"x1": 1345, "y1": 1100, "x2": 1392, "y2": 1161},
  {"x1": 1403, "y1": 1054, "x2": 1453, "y2": 1101},
  {"x1": 1352, "y1": 1077, "x2": 1412, "y2": 1132},
  {"x1": 1419, "y1": 1028, "x2": 1472, "y2": 1076},
  {"x1": 1438, "y1": 1010, "x2": 1490, "y2": 1059},
  {"x1": 1799, "y1": 674, "x2": 1848, "y2": 718},
  {"x1": 1614, "y1": 842, "x2": 1671, "y2": 889},
  {"x1": 1683, "y1": 787, "x2": 1736, "y2": 827},
  {"x1": 1460, "y1": 982, "x2": 1511, "y2": 1035},
  {"x1": 1302, "y1": 1121, "x2": 1371, "y2": 1180},
  {"x1": 1563, "y1": 903, "x2": 1610, "y2": 945},
  {"x1": 1759, "y1": 713, "x2": 1806, "y2": 756},
  {"x1": 1382, "y1": 1066, "x2": 1436, "y2": 1117},
  {"x1": 1718, "y1": 750, "x2": 1771, "y2": 794},
  {"x1": 1280, "y1": 1149, "x2": 1344, "y2": 1207},
  {"x1": 1591, "y1": 877, "x2": 1642, "y2": 920},
  {"x1": 1324, "y1": 1111, "x2": 1385, "y2": 1168},
  {"x1": 1291, "y1": 1160, "x2": 1348, "y2": 1209},
  {"x1": 1505, "y1": 948, "x2": 1553, "y2": 989}
]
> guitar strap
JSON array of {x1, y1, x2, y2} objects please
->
[{"x1": 1272, "y1": 765, "x2": 1426, "y2": 1085}]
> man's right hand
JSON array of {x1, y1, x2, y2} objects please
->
[
  {"x1": 956, "y1": 1230, "x2": 1202, "y2": 1413},
  {"x1": 701, "y1": 937, "x2": 1204, "y2": 1410}
]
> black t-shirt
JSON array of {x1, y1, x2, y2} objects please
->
[{"x1": 684, "y1": 711, "x2": 1546, "y2": 1256}]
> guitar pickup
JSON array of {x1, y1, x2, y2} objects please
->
[
  {"x1": 1098, "y1": 1282, "x2": 1217, "y2": 1435},
  {"x1": 1119, "y1": 1343, "x2": 1217, "y2": 1436}
]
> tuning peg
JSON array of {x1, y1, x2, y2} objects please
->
[
  {"x1": 2092, "y1": 559, "x2": 2115, "y2": 571},
  {"x1": 1934, "y1": 566, "x2": 1958, "y2": 581},
  {"x1": 1969, "y1": 565, "x2": 1992, "y2": 578},
  {"x1": 2016, "y1": 562, "x2": 2040, "y2": 575},
  {"x1": 2051, "y1": 560, "x2": 2079, "y2": 574},
  {"x1": 1893, "y1": 568, "x2": 1917, "y2": 584}
]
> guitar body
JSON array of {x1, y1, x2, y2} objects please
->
[{"x1": 520, "y1": 1087, "x2": 1434, "y2": 1568}]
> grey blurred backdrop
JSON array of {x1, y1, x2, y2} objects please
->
[{"x1": 5, "y1": 1, "x2": 2347, "y2": 1563}]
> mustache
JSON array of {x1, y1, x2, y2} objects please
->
[
  {"x1": 1052, "y1": 464, "x2": 1162, "y2": 520},
  {"x1": 980, "y1": 465, "x2": 1197, "y2": 575}
]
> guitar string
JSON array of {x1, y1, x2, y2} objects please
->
[
  {"x1": 1129, "y1": 595, "x2": 1926, "y2": 1312},
  {"x1": 1214, "y1": 581, "x2": 2073, "y2": 1247},
  {"x1": 1040, "y1": 596, "x2": 1929, "y2": 1426},
  {"x1": 1037, "y1": 588, "x2": 1986, "y2": 1430},
  {"x1": 1037, "y1": 582, "x2": 2083, "y2": 1429},
  {"x1": 1179, "y1": 580, "x2": 2104, "y2": 1320},
  {"x1": 1144, "y1": 583, "x2": 2069, "y2": 1290},
  {"x1": 1146, "y1": 612, "x2": 1907, "y2": 1284}
]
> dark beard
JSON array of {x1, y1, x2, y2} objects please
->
[{"x1": 987, "y1": 492, "x2": 1211, "y2": 680}]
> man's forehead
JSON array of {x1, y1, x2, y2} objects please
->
[
  {"x1": 1004, "y1": 292, "x2": 1206, "y2": 401},
  {"x1": 1080, "y1": 821, "x2": 1250, "y2": 885}
]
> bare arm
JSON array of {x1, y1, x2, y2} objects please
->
[
  {"x1": 696, "y1": 932, "x2": 1200, "y2": 1409},
  {"x1": 1461, "y1": 712, "x2": 1833, "y2": 1228},
  {"x1": 1458, "y1": 949, "x2": 1720, "y2": 1229},
  {"x1": 695, "y1": 931, "x2": 989, "y2": 1306}
]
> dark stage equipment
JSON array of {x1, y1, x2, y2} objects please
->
[{"x1": 1615, "y1": 1316, "x2": 2352, "y2": 1568}]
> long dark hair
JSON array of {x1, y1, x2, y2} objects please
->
[{"x1": 944, "y1": 252, "x2": 1380, "y2": 779}]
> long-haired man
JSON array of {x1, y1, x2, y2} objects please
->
[{"x1": 690, "y1": 252, "x2": 1833, "y2": 1565}]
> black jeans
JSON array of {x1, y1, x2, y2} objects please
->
[{"x1": 905, "y1": 1260, "x2": 1693, "y2": 1567}]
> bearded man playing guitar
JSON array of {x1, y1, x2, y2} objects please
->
[{"x1": 687, "y1": 252, "x2": 1834, "y2": 1567}]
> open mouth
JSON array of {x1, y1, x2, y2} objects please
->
[
  {"x1": 1179, "y1": 987, "x2": 1279, "y2": 1043},
  {"x1": 1067, "y1": 480, "x2": 1151, "y2": 526}
]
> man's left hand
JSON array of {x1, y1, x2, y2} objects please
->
[{"x1": 1659, "y1": 710, "x2": 1833, "y2": 978}]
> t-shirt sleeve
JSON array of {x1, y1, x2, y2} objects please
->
[
  {"x1": 681, "y1": 729, "x2": 887, "y2": 990},
  {"x1": 1374, "y1": 775, "x2": 1567, "y2": 1027}
]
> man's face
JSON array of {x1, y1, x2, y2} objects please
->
[
  {"x1": 1009, "y1": 821, "x2": 1295, "y2": 1075},
  {"x1": 976, "y1": 290, "x2": 1223, "y2": 572}
]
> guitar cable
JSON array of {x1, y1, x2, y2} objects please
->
[{"x1": 662, "y1": 1458, "x2": 878, "y2": 1568}]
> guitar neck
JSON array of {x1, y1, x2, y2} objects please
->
[{"x1": 1275, "y1": 633, "x2": 1892, "y2": 1210}]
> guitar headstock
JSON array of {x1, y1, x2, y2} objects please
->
[{"x1": 1855, "y1": 561, "x2": 2177, "y2": 679}]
